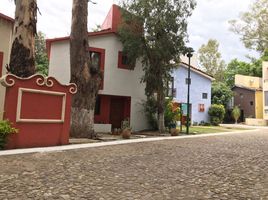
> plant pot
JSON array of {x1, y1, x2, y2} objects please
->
[
  {"x1": 170, "y1": 128, "x2": 179, "y2": 136},
  {"x1": 122, "y1": 128, "x2": 131, "y2": 139}
]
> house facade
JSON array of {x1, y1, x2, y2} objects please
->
[
  {"x1": 47, "y1": 5, "x2": 149, "y2": 132},
  {"x1": 0, "y1": 13, "x2": 14, "y2": 119},
  {"x1": 171, "y1": 62, "x2": 214, "y2": 124},
  {"x1": 232, "y1": 74, "x2": 263, "y2": 120}
]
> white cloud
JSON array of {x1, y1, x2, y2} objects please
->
[{"x1": 0, "y1": 0, "x2": 259, "y2": 62}]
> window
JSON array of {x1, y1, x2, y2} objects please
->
[
  {"x1": 185, "y1": 78, "x2": 191, "y2": 85},
  {"x1": 94, "y1": 96, "x2": 101, "y2": 115},
  {"x1": 198, "y1": 104, "x2": 205, "y2": 112},
  {"x1": 250, "y1": 101, "x2": 253, "y2": 106},
  {"x1": 89, "y1": 47, "x2": 105, "y2": 89},
  {"x1": 202, "y1": 93, "x2": 208, "y2": 99},
  {"x1": 166, "y1": 77, "x2": 175, "y2": 97},
  {"x1": 265, "y1": 91, "x2": 268, "y2": 106},
  {"x1": 118, "y1": 51, "x2": 132, "y2": 69}
]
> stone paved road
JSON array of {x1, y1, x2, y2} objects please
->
[{"x1": 0, "y1": 130, "x2": 268, "y2": 200}]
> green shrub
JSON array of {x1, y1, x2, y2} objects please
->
[
  {"x1": 164, "y1": 98, "x2": 180, "y2": 129},
  {"x1": 142, "y1": 97, "x2": 180, "y2": 130},
  {"x1": 232, "y1": 106, "x2": 241, "y2": 124},
  {"x1": 208, "y1": 104, "x2": 225, "y2": 126},
  {"x1": 0, "y1": 120, "x2": 18, "y2": 150}
]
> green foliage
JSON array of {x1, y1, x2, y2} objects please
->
[
  {"x1": 142, "y1": 97, "x2": 158, "y2": 130},
  {"x1": 35, "y1": 31, "x2": 49, "y2": 76},
  {"x1": 142, "y1": 97, "x2": 180, "y2": 129},
  {"x1": 198, "y1": 39, "x2": 226, "y2": 81},
  {"x1": 232, "y1": 106, "x2": 241, "y2": 123},
  {"x1": 229, "y1": 0, "x2": 268, "y2": 53},
  {"x1": 224, "y1": 49, "x2": 268, "y2": 87},
  {"x1": 119, "y1": 0, "x2": 195, "y2": 131},
  {"x1": 212, "y1": 82, "x2": 233, "y2": 107},
  {"x1": 208, "y1": 104, "x2": 225, "y2": 126},
  {"x1": 0, "y1": 120, "x2": 18, "y2": 150},
  {"x1": 164, "y1": 98, "x2": 180, "y2": 129}
]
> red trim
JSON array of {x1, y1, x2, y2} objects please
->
[
  {"x1": 94, "y1": 95, "x2": 131, "y2": 126},
  {"x1": 118, "y1": 51, "x2": 131, "y2": 70},
  {"x1": 0, "y1": 52, "x2": 3, "y2": 77},
  {"x1": 89, "y1": 47, "x2": 105, "y2": 90},
  {"x1": 46, "y1": 29, "x2": 115, "y2": 60},
  {"x1": 0, "y1": 13, "x2": 14, "y2": 23}
]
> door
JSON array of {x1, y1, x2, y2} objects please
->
[{"x1": 110, "y1": 97, "x2": 125, "y2": 129}]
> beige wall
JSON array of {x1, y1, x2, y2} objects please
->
[
  {"x1": 0, "y1": 18, "x2": 13, "y2": 119},
  {"x1": 49, "y1": 34, "x2": 149, "y2": 131},
  {"x1": 235, "y1": 74, "x2": 262, "y2": 89}
]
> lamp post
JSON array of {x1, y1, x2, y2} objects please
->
[{"x1": 186, "y1": 49, "x2": 193, "y2": 134}]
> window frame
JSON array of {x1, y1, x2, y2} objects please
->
[
  {"x1": 118, "y1": 51, "x2": 131, "y2": 70},
  {"x1": 202, "y1": 93, "x2": 208, "y2": 99},
  {"x1": 89, "y1": 47, "x2": 105, "y2": 90}
]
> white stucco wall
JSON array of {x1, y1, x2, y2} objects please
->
[
  {"x1": 172, "y1": 65, "x2": 212, "y2": 123},
  {"x1": 49, "y1": 34, "x2": 149, "y2": 131},
  {"x1": 0, "y1": 18, "x2": 13, "y2": 119}
]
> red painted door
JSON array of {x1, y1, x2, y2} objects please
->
[{"x1": 110, "y1": 97, "x2": 125, "y2": 129}]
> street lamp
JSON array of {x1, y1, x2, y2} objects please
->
[{"x1": 186, "y1": 48, "x2": 194, "y2": 134}]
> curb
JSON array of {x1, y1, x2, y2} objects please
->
[{"x1": 0, "y1": 129, "x2": 259, "y2": 156}]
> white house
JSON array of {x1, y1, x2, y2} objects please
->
[
  {"x1": 47, "y1": 4, "x2": 214, "y2": 131},
  {"x1": 47, "y1": 5, "x2": 149, "y2": 132}
]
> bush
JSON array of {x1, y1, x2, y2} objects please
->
[
  {"x1": 142, "y1": 97, "x2": 180, "y2": 130},
  {"x1": 164, "y1": 98, "x2": 180, "y2": 129},
  {"x1": 232, "y1": 106, "x2": 241, "y2": 124},
  {"x1": 0, "y1": 120, "x2": 18, "y2": 150},
  {"x1": 208, "y1": 104, "x2": 225, "y2": 126}
]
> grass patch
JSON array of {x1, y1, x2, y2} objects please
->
[{"x1": 179, "y1": 126, "x2": 246, "y2": 135}]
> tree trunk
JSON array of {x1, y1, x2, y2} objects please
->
[
  {"x1": 70, "y1": 0, "x2": 101, "y2": 138},
  {"x1": 157, "y1": 87, "x2": 165, "y2": 133},
  {"x1": 9, "y1": 0, "x2": 37, "y2": 77}
]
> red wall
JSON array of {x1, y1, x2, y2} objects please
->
[{"x1": 2, "y1": 74, "x2": 76, "y2": 149}]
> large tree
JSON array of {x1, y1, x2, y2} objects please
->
[
  {"x1": 8, "y1": 0, "x2": 37, "y2": 77},
  {"x1": 229, "y1": 0, "x2": 268, "y2": 53},
  {"x1": 211, "y1": 82, "x2": 233, "y2": 108},
  {"x1": 198, "y1": 39, "x2": 226, "y2": 81},
  {"x1": 70, "y1": 0, "x2": 101, "y2": 138},
  {"x1": 119, "y1": 0, "x2": 196, "y2": 133}
]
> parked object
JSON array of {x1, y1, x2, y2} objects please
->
[
  {"x1": 121, "y1": 118, "x2": 131, "y2": 139},
  {"x1": 0, "y1": 74, "x2": 76, "y2": 149}
]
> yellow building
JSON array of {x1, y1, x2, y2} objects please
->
[
  {"x1": 233, "y1": 74, "x2": 263, "y2": 119},
  {"x1": 0, "y1": 13, "x2": 14, "y2": 119}
]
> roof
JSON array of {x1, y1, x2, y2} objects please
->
[
  {"x1": 0, "y1": 13, "x2": 14, "y2": 23},
  {"x1": 180, "y1": 62, "x2": 215, "y2": 81},
  {"x1": 232, "y1": 85, "x2": 262, "y2": 92},
  {"x1": 46, "y1": 4, "x2": 122, "y2": 59}
]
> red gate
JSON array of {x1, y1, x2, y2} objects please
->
[{"x1": 0, "y1": 74, "x2": 77, "y2": 149}]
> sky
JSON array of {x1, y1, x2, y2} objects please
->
[{"x1": 0, "y1": 0, "x2": 259, "y2": 63}]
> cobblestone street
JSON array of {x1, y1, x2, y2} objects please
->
[{"x1": 0, "y1": 130, "x2": 268, "y2": 199}]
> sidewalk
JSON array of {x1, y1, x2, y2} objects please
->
[{"x1": 0, "y1": 128, "x2": 259, "y2": 156}]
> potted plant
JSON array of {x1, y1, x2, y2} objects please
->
[
  {"x1": 170, "y1": 122, "x2": 179, "y2": 136},
  {"x1": 121, "y1": 118, "x2": 131, "y2": 139},
  {"x1": 0, "y1": 120, "x2": 18, "y2": 150}
]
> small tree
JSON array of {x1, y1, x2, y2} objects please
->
[
  {"x1": 232, "y1": 106, "x2": 241, "y2": 124},
  {"x1": 212, "y1": 82, "x2": 233, "y2": 108},
  {"x1": 198, "y1": 39, "x2": 226, "y2": 81},
  {"x1": 208, "y1": 104, "x2": 225, "y2": 126}
]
